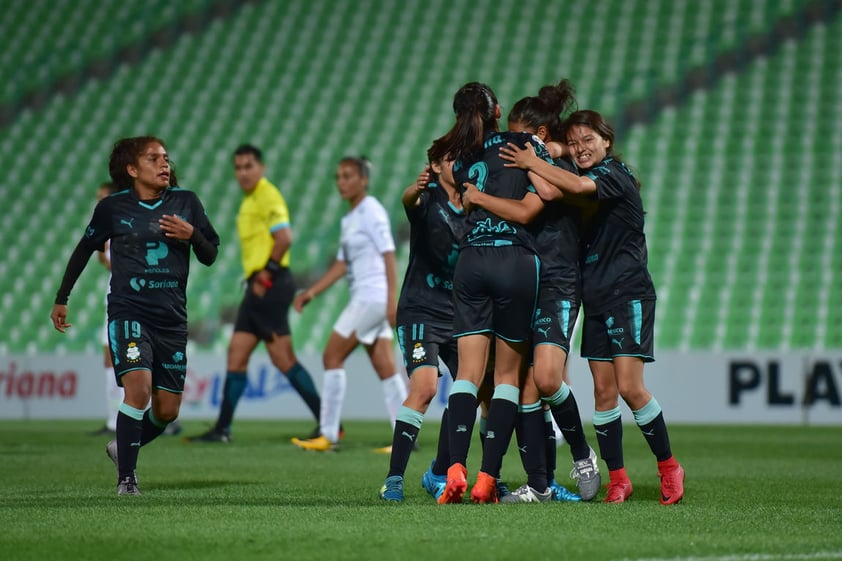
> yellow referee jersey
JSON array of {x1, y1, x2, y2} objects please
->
[{"x1": 237, "y1": 177, "x2": 291, "y2": 277}]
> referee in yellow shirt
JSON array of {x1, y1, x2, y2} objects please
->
[{"x1": 186, "y1": 144, "x2": 325, "y2": 442}]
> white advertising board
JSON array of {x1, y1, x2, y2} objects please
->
[{"x1": 1, "y1": 351, "x2": 839, "y2": 425}]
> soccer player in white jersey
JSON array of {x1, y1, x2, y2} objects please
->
[{"x1": 291, "y1": 156, "x2": 408, "y2": 452}]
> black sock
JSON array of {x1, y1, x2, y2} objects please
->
[
  {"x1": 215, "y1": 371, "x2": 247, "y2": 432},
  {"x1": 515, "y1": 408, "x2": 549, "y2": 491},
  {"x1": 286, "y1": 362, "x2": 321, "y2": 421},
  {"x1": 139, "y1": 409, "x2": 167, "y2": 447},
  {"x1": 388, "y1": 420, "x2": 420, "y2": 477},
  {"x1": 544, "y1": 411, "x2": 557, "y2": 482},
  {"x1": 638, "y1": 412, "x2": 673, "y2": 461},
  {"x1": 432, "y1": 408, "x2": 450, "y2": 475},
  {"x1": 550, "y1": 391, "x2": 590, "y2": 461},
  {"x1": 594, "y1": 416, "x2": 624, "y2": 471},
  {"x1": 447, "y1": 392, "x2": 479, "y2": 466},
  {"x1": 479, "y1": 397, "x2": 518, "y2": 479},
  {"x1": 116, "y1": 410, "x2": 143, "y2": 481}
]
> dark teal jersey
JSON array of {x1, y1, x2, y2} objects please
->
[
  {"x1": 454, "y1": 131, "x2": 551, "y2": 250},
  {"x1": 580, "y1": 158, "x2": 655, "y2": 311},
  {"x1": 531, "y1": 156, "x2": 582, "y2": 301},
  {"x1": 397, "y1": 181, "x2": 466, "y2": 325},
  {"x1": 82, "y1": 187, "x2": 219, "y2": 326}
]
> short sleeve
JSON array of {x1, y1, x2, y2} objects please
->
[
  {"x1": 264, "y1": 186, "x2": 291, "y2": 232},
  {"x1": 367, "y1": 203, "x2": 396, "y2": 254},
  {"x1": 586, "y1": 160, "x2": 635, "y2": 200}
]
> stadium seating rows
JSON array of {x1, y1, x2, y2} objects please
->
[{"x1": 0, "y1": 0, "x2": 837, "y2": 355}]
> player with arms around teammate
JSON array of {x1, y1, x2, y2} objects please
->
[
  {"x1": 500, "y1": 110, "x2": 685, "y2": 504},
  {"x1": 186, "y1": 144, "x2": 323, "y2": 443},
  {"x1": 51, "y1": 136, "x2": 219, "y2": 495},
  {"x1": 379, "y1": 142, "x2": 465, "y2": 502},
  {"x1": 436, "y1": 82, "x2": 548, "y2": 504},
  {"x1": 463, "y1": 84, "x2": 601, "y2": 503}
]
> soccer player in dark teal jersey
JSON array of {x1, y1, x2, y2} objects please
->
[
  {"x1": 461, "y1": 86, "x2": 600, "y2": 503},
  {"x1": 500, "y1": 110, "x2": 685, "y2": 505},
  {"x1": 434, "y1": 82, "x2": 547, "y2": 504},
  {"x1": 51, "y1": 136, "x2": 219, "y2": 495},
  {"x1": 379, "y1": 140, "x2": 466, "y2": 502}
]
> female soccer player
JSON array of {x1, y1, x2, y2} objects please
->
[
  {"x1": 291, "y1": 157, "x2": 408, "y2": 452},
  {"x1": 464, "y1": 82, "x2": 601, "y2": 503},
  {"x1": 499, "y1": 110, "x2": 685, "y2": 505},
  {"x1": 379, "y1": 142, "x2": 465, "y2": 502},
  {"x1": 434, "y1": 82, "x2": 551, "y2": 504},
  {"x1": 51, "y1": 136, "x2": 219, "y2": 495}
]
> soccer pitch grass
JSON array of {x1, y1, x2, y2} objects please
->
[{"x1": 1, "y1": 421, "x2": 840, "y2": 561}]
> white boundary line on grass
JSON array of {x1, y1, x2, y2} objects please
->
[{"x1": 617, "y1": 552, "x2": 842, "y2": 561}]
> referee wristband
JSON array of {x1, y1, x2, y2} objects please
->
[{"x1": 265, "y1": 259, "x2": 283, "y2": 278}]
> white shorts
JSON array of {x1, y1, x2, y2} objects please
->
[{"x1": 333, "y1": 300, "x2": 393, "y2": 345}]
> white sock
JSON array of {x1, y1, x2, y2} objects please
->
[
  {"x1": 105, "y1": 367, "x2": 122, "y2": 431},
  {"x1": 320, "y1": 368, "x2": 346, "y2": 442},
  {"x1": 381, "y1": 373, "x2": 408, "y2": 429}
]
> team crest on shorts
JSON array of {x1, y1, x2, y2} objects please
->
[
  {"x1": 126, "y1": 342, "x2": 141, "y2": 363},
  {"x1": 411, "y1": 343, "x2": 426, "y2": 363}
]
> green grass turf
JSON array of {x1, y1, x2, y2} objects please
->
[{"x1": 1, "y1": 420, "x2": 840, "y2": 561}]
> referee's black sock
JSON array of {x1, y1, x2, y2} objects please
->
[
  {"x1": 286, "y1": 362, "x2": 321, "y2": 421},
  {"x1": 215, "y1": 371, "x2": 247, "y2": 433}
]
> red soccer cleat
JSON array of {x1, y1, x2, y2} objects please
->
[
  {"x1": 437, "y1": 463, "x2": 468, "y2": 504},
  {"x1": 470, "y1": 471, "x2": 499, "y2": 504},
  {"x1": 604, "y1": 478, "x2": 634, "y2": 503},
  {"x1": 658, "y1": 462, "x2": 685, "y2": 505}
]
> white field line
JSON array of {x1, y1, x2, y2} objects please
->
[{"x1": 615, "y1": 552, "x2": 842, "y2": 561}]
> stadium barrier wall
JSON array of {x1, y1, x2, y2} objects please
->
[{"x1": 1, "y1": 351, "x2": 840, "y2": 425}]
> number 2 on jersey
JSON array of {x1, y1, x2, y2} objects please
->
[{"x1": 468, "y1": 162, "x2": 488, "y2": 192}]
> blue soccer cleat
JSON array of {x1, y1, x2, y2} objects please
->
[
  {"x1": 380, "y1": 475, "x2": 404, "y2": 502},
  {"x1": 549, "y1": 479, "x2": 582, "y2": 502},
  {"x1": 421, "y1": 460, "x2": 446, "y2": 500}
]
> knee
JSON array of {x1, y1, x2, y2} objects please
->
[
  {"x1": 533, "y1": 370, "x2": 560, "y2": 397},
  {"x1": 618, "y1": 385, "x2": 651, "y2": 410},
  {"x1": 593, "y1": 383, "x2": 619, "y2": 410},
  {"x1": 152, "y1": 402, "x2": 180, "y2": 423}
]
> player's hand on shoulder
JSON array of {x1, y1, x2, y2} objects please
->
[{"x1": 499, "y1": 142, "x2": 536, "y2": 169}]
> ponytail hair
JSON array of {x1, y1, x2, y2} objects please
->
[
  {"x1": 508, "y1": 78, "x2": 577, "y2": 142},
  {"x1": 435, "y1": 82, "x2": 499, "y2": 163}
]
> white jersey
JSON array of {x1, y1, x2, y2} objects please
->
[{"x1": 337, "y1": 195, "x2": 396, "y2": 303}]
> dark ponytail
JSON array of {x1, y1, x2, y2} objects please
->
[{"x1": 434, "y1": 82, "x2": 499, "y2": 164}]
